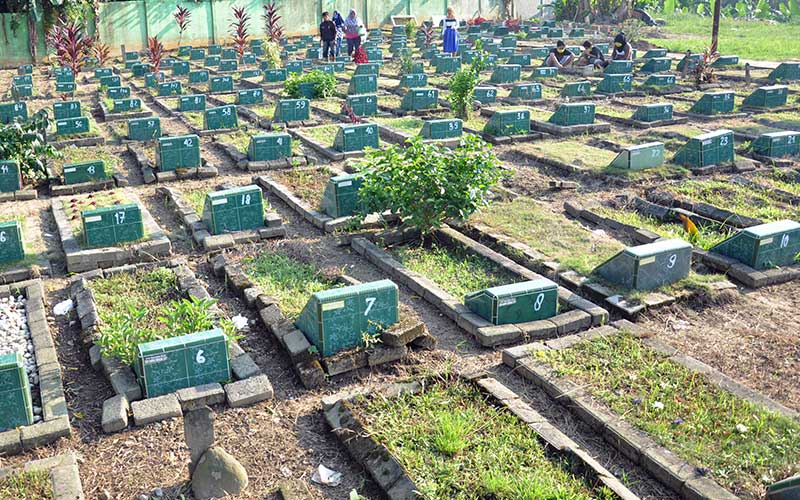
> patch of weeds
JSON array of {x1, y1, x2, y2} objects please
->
[
  {"x1": 300, "y1": 124, "x2": 340, "y2": 146},
  {"x1": 0, "y1": 469, "x2": 53, "y2": 499},
  {"x1": 537, "y1": 332, "x2": 800, "y2": 498},
  {"x1": 753, "y1": 110, "x2": 800, "y2": 129},
  {"x1": 391, "y1": 241, "x2": 516, "y2": 299},
  {"x1": 353, "y1": 380, "x2": 611, "y2": 499},
  {"x1": 515, "y1": 139, "x2": 617, "y2": 169},
  {"x1": 754, "y1": 169, "x2": 800, "y2": 196},
  {"x1": 183, "y1": 111, "x2": 205, "y2": 130},
  {"x1": 50, "y1": 145, "x2": 119, "y2": 177},
  {"x1": 0, "y1": 213, "x2": 45, "y2": 273},
  {"x1": 664, "y1": 179, "x2": 800, "y2": 221},
  {"x1": 249, "y1": 104, "x2": 275, "y2": 120},
  {"x1": 372, "y1": 116, "x2": 423, "y2": 135},
  {"x1": 241, "y1": 252, "x2": 339, "y2": 319},
  {"x1": 271, "y1": 166, "x2": 332, "y2": 208}
]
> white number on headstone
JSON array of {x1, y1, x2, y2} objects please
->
[
  {"x1": 0, "y1": 231, "x2": 6, "y2": 243},
  {"x1": 667, "y1": 254, "x2": 677, "y2": 269},
  {"x1": 87, "y1": 165, "x2": 96, "y2": 175},
  {"x1": 364, "y1": 297, "x2": 376, "y2": 316},
  {"x1": 780, "y1": 234, "x2": 790, "y2": 248},
  {"x1": 195, "y1": 349, "x2": 206, "y2": 364},
  {"x1": 114, "y1": 211, "x2": 126, "y2": 225},
  {"x1": 533, "y1": 293, "x2": 544, "y2": 311},
  {"x1": 241, "y1": 194, "x2": 251, "y2": 205}
]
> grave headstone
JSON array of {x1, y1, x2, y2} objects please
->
[
  {"x1": 54, "y1": 100, "x2": 81, "y2": 120},
  {"x1": 672, "y1": 129, "x2": 734, "y2": 167},
  {"x1": 201, "y1": 185, "x2": 265, "y2": 234},
  {"x1": 63, "y1": 160, "x2": 107, "y2": 184},
  {"x1": 210, "y1": 76, "x2": 234, "y2": 93},
  {"x1": 236, "y1": 88, "x2": 264, "y2": 105},
  {"x1": 510, "y1": 82, "x2": 542, "y2": 100},
  {"x1": 127, "y1": 117, "x2": 161, "y2": 141},
  {"x1": 107, "y1": 86, "x2": 131, "y2": 99},
  {"x1": 643, "y1": 73, "x2": 676, "y2": 87},
  {"x1": 768, "y1": 62, "x2": 800, "y2": 82},
  {"x1": 596, "y1": 239, "x2": 692, "y2": 290},
  {"x1": 549, "y1": 103, "x2": 595, "y2": 126},
  {"x1": 742, "y1": 85, "x2": 789, "y2": 109},
  {"x1": 321, "y1": 173, "x2": 363, "y2": 218},
  {"x1": 561, "y1": 80, "x2": 592, "y2": 97},
  {"x1": 55, "y1": 116, "x2": 90, "y2": 136},
  {"x1": 248, "y1": 133, "x2": 292, "y2": 161},
  {"x1": 0, "y1": 353, "x2": 34, "y2": 429},
  {"x1": 156, "y1": 134, "x2": 201, "y2": 170},
  {"x1": 180, "y1": 95, "x2": 206, "y2": 112},
  {"x1": 639, "y1": 57, "x2": 671, "y2": 74},
  {"x1": 421, "y1": 118, "x2": 463, "y2": 140},
  {"x1": 632, "y1": 103, "x2": 673, "y2": 122},
  {"x1": 333, "y1": 123, "x2": 379, "y2": 152},
  {"x1": 750, "y1": 131, "x2": 799, "y2": 158},
  {"x1": 484, "y1": 109, "x2": 530, "y2": 136},
  {"x1": 0, "y1": 160, "x2": 22, "y2": 193},
  {"x1": 711, "y1": 220, "x2": 800, "y2": 269},
  {"x1": 596, "y1": 73, "x2": 633, "y2": 94},
  {"x1": 690, "y1": 91, "x2": 735, "y2": 115},
  {"x1": 273, "y1": 98, "x2": 309, "y2": 122},
  {"x1": 349, "y1": 74, "x2": 378, "y2": 95},
  {"x1": 465, "y1": 279, "x2": 558, "y2": 325},
  {"x1": 473, "y1": 87, "x2": 498, "y2": 104},
  {"x1": 346, "y1": 94, "x2": 378, "y2": 116},
  {"x1": 204, "y1": 105, "x2": 238, "y2": 130},
  {"x1": 608, "y1": 142, "x2": 665, "y2": 170},
  {"x1": 0, "y1": 220, "x2": 24, "y2": 264},
  {"x1": 0, "y1": 102, "x2": 27, "y2": 124},
  {"x1": 82, "y1": 203, "x2": 144, "y2": 247},
  {"x1": 401, "y1": 88, "x2": 439, "y2": 111}
]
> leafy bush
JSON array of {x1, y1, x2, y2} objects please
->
[
  {"x1": 147, "y1": 36, "x2": 164, "y2": 73},
  {"x1": 447, "y1": 40, "x2": 490, "y2": 119},
  {"x1": 284, "y1": 69, "x2": 336, "y2": 98},
  {"x1": 0, "y1": 110, "x2": 58, "y2": 185},
  {"x1": 404, "y1": 19, "x2": 417, "y2": 38},
  {"x1": 396, "y1": 52, "x2": 415, "y2": 75},
  {"x1": 355, "y1": 135, "x2": 505, "y2": 234},
  {"x1": 261, "y1": 40, "x2": 282, "y2": 69},
  {"x1": 46, "y1": 17, "x2": 93, "y2": 76}
]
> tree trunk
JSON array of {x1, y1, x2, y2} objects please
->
[{"x1": 711, "y1": 0, "x2": 721, "y2": 53}]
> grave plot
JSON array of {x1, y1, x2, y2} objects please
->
[
  {"x1": 46, "y1": 145, "x2": 129, "y2": 196},
  {"x1": 98, "y1": 93, "x2": 153, "y2": 122},
  {"x1": 126, "y1": 134, "x2": 218, "y2": 184},
  {"x1": 593, "y1": 101, "x2": 689, "y2": 128},
  {"x1": 176, "y1": 104, "x2": 241, "y2": 136},
  {"x1": 0, "y1": 453, "x2": 84, "y2": 499},
  {"x1": 524, "y1": 102, "x2": 612, "y2": 136},
  {"x1": 324, "y1": 375, "x2": 636, "y2": 500},
  {"x1": 312, "y1": 94, "x2": 391, "y2": 122},
  {"x1": 158, "y1": 182, "x2": 285, "y2": 250},
  {"x1": 503, "y1": 325, "x2": 800, "y2": 500},
  {"x1": 48, "y1": 111, "x2": 104, "y2": 148},
  {"x1": 105, "y1": 115, "x2": 162, "y2": 143},
  {"x1": 210, "y1": 243, "x2": 431, "y2": 388},
  {"x1": 0, "y1": 279, "x2": 70, "y2": 455},
  {"x1": 0, "y1": 208, "x2": 49, "y2": 285},
  {"x1": 0, "y1": 158, "x2": 38, "y2": 202},
  {"x1": 51, "y1": 189, "x2": 171, "y2": 273},
  {"x1": 352, "y1": 226, "x2": 607, "y2": 347},
  {"x1": 151, "y1": 93, "x2": 206, "y2": 117},
  {"x1": 292, "y1": 123, "x2": 384, "y2": 161},
  {"x1": 751, "y1": 108, "x2": 800, "y2": 131},
  {"x1": 372, "y1": 116, "x2": 464, "y2": 147},
  {"x1": 246, "y1": 97, "x2": 322, "y2": 129},
  {"x1": 70, "y1": 263, "x2": 273, "y2": 432},
  {"x1": 213, "y1": 128, "x2": 309, "y2": 171},
  {"x1": 461, "y1": 108, "x2": 544, "y2": 144}
]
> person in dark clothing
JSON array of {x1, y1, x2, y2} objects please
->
[
  {"x1": 332, "y1": 10, "x2": 344, "y2": 57},
  {"x1": 544, "y1": 40, "x2": 574, "y2": 69},
  {"x1": 612, "y1": 32, "x2": 633, "y2": 60},
  {"x1": 578, "y1": 40, "x2": 607, "y2": 69},
  {"x1": 320, "y1": 11, "x2": 337, "y2": 61}
]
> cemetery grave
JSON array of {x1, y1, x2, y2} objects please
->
[
  {"x1": 212, "y1": 129, "x2": 308, "y2": 170},
  {"x1": 125, "y1": 134, "x2": 219, "y2": 184},
  {"x1": 46, "y1": 145, "x2": 126, "y2": 195},
  {"x1": 293, "y1": 123, "x2": 385, "y2": 160}
]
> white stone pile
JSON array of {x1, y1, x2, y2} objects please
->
[{"x1": 0, "y1": 295, "x2": 41, "y2": 423}]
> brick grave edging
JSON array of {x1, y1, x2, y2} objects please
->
[
  {"x1": 462, "y1": 120, "x2": 546, "y2": 146},
  {"x1": 0, "y1": 187, "x2": 37, "y2": 203},
  {"x1": 351, "y1": 225, "x2": 608, "y2": 347},
  {"x1": 50, "y1": 134, "x2": 106, "y2": 150},
  {"x1": 644, "y1": 188, "x2": 763, "y2": 229},
  {"x1": 173, "y1": 111, "x2": 240, "y2": 138},
  {"x1": 289, "y1": 127, "x2": 371, "y2": 162},
  {"x1": 595, "y1": 110, "x2": 690, "y2": 130},
  {"x1": 156, "y1": 184, "x2": 285, "y2": 252},
  {"x1": 0, "y1": 279, "x2": 71, "y2": 455},
  {"x1": 46, "y1": 157, "x2": 129, "y2": 197},
  {"x1": 51, "y1": 188, "x2": 172, "y2": 273},
  {"x1": 69, "y1": 260, "x2": 274, "y2": 433},
  {"x1": 97, "y1": 99, "x2": 154, "y2": 122},
  {"x1": 0, "y1": 452, "x2": 84, "y2": 499},
  {"x1": 502, "y1": 319, "x2": 799, "y2": 500},
  {"x1": 253, "y1": 174, "x2": 395, "y2": 234},
  {"x1": 321, "y1": 374, "x2": 640, "y2": 500},
  {"x1": 126, "y1": 142, "x2": 218, "y2": 185},
  {"x1": 209, "y1": 253, "x2": 434, "y2": 389},
  {"x1": 212, "y1": 137, "x2": 310, "y2": 172}
]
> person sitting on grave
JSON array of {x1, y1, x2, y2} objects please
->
[
  {"x1": 442, "y1": 7, "x2": 460, "y2": 56},
  {"x1": 612, "y1": 32, "x2": 633, "y2": 60},
  {"x1": 577, "y1": 40, "x2": 607, "y2": 69},
  {"x1": 320, "y1": 11, "x2": 337, "y2": 62},
  {"x1": 544, "y1": 40, "x2": 574, "y2": 69},
  {"x1": 344, "y1": 9, "x2": 362, "y2": 56}
]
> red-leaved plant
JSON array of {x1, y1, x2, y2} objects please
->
[
  {"x1": 421, "y1": 23, "x2": 435, "y2": 48},
  {"x1": 341, "y1": 103, "x2": 362, "y2": 124},
  {"x1": 46, "y1": 18, "x2": 93, "y2": 76},
  {"x1": 352, "y1": 46, "x2": 368, "y2": 64},
  {"x1": 262, "y1": 2, "x2": 284, "y2": 43},
  {"x1": 147, "y1": 36, "x2": 165, "y2": 74},
  {"x1": 467, "y1": 16, "x2": 487, "y2": 26},
  {"x1": 230, "y1": 5, "x2": 251, "y2": 58},
  {"x1": 504, "y1": 18, "x2": 521, "y2": 32},
  {"x1": 92, "y1": 41, "x2": 111, "y2": 67},
  {"x1": 174, "y1": 4, "x2": 192, "y2": 47}
]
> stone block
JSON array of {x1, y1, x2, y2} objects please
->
[
  {"x1": 224, "y1": 375, "x2": 274, "y2": 407},
  {"x1": 367, "y1": 345, "x2": 407, "y2": 366},
  {"x1": 101, "y1": 395, "x2": 130, "y2": 433},
  {"x1": 131, "y1": 394, "x2": 183, "y2": 426},
  {"x1": 177, "y1": 383, "x2": 226, "y2": 410},
  {"x1": 21, "y1": 416, "x2": 71, "y2": 449},
  {"x1": 230, "y1": 354, "x2": 262, "y2": 380}
]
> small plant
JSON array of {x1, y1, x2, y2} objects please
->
[
  {"x1": 352, "y1": 46, "x2": 368, "y2": 64},
  {"x1": 262, "y1": 2, "x2": 284, "y2": 43},
  {"x1": 355, "y1": 135, "x2": 504, "y2": 234},
  {"x1": 147, "y1": 36, "x2": 165, "y2": 74},
  {"x1": 261, "y1": 40, "x2": 282, "y2": 69},
  {"x1": 466, "y1": 16, "x2": 487, "y2": 25},
  {"x1": 404, "y1": 19, "x2": 417, "y2": 38},
  {"x1": 397, "y1": 51, "x2": 414, "y2": 75},
  {"x1": 341, "y1": 103, "x2": 362, "y2": 124},
  {"x1": 360, "y1": 330, "x2": 382, "y2": 349},
  {"x1": 46, "y1": 18, "x2": 93, "y2": 76},
  {"x1": 283, "y1": 69, "x2": 336, "y2": 98},
  {"x1": 230, "y1": 5, "x2": 251, "y2": 58},
  {"x1": 173, "y1": 4, "x2": 192, "y2": 48},
  {"x1": 0, "y1": 110, "x2": 58, "y2": 185},
  {"x1": 92, "y1": 41, "x2": 111, "y2": 67},
  {"x1": 421, "y1": 23, "x2": 435, "y2": 48},
  {"x1": 694, "y1": 47, "x2": 720, "y2": 84},
  {"x1": 447, "y1": 40, "x2": 490, "y2": 119},
  {"x1": 504, "y1": 18, "x2": 522, "y2": 32}
]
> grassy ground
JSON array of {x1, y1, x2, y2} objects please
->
[
  {"x1": 300, "y1": 124, "x2": 340, "y2": 146},
  {"x1": 391, "y1": 241, "x2": 518, "y2": 300},
  {"x1": 644, "y1": 13, "x2": 800, "y2": 61},
  {"x1": 515, "y1": 140, "x2": 618, "y2": 169},
  {"x1": 0, "y1": 469, "x2": 53, "y2": 499},
  {"x1": 250, "y1": 104, "x2": 275, "y2": 120},
  {"x1": 51, "y1": 145, "x2": 118, "y2": 177},
  {"x1": 241, "y1": 251, "x2": 339, "y2": 319},
  {"x1": 90, "y1": 267, "x2": 180, "y2": 330},
  {"x1": 270, "y1": 167, "x2": 333, "y2": 209},
  {"x1": 537, "y1": 332, "x2": 800, "y2": 498},
  {"x1": 753, "y1": 109, "x2": 800, "y2": 129},
  {"x1": 753, "y1": 169, "x2": 800, "y2": 196},
  {"x1": 183, "y1": 111, "x2": 205, "y2": 130},
  {"x1": 215, "y1": 129, "x2": 304, "y2": 157},
  {"x1": 664, "y1": 179, "x2": 800, "y2": 221},
  {"x1": 352, "y1": 379, "x2": 613, "y2": 500},
  {"x1": 372, "y1": 116, "x2": 423, "y2": 135}
]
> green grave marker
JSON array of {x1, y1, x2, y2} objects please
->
[
  {"x1": 12, "y1": 75, "x2": 32, "y2": 86},
  {"x1": 221, "y1": 48, "x2": 237, "y2": 60},
  {"x1": 596, "y1": 239, "x2": 693, "y2": 290},
  {"x1": 568, "y1": 27, "x2": 584, "y2": 37},
  {"x1": 689, "y1": 91, "x2": 735, "y2": 115},
  {"x1": 124, "y1": 51, "x2": 139, "y2": 62},
  {"x1": 0, "y1": 160, "x2": 21, "y2": 193},
  {"x1": 529, "y1": 47, "x2": 549, "y2": 59},
  {"x1": 742, "y1": 85, "x2": 789, "y2": 109},
  {"x1": 55, "y1": 116, "x2": 89, "y2": 136},
  {"x1": 55, "y1": 82, "x2": 76, "y2": 94},
  {"x1": 639, "y1": 57, "x2": 671, "y2": 73},
  {"x1": 604, "y1": 60, "x2": 632, "y2": 74},
  {"x1": 239, "y1": 69, "x2": 261, "y2": 79},
  {"x1": 248, "y1": 133, "x2": 292, "y2": 161},
  {"x1": 321, "y1": 173, "x2": 363, "y2": 218},
  {"x1": 548, "y1": 28, "x2": 563, "y2": 37},
  {"x1": 484, "y1": 109, "x2": 530, "y2": 136},
  {"x1": 333, "y1": 123, "x2": 379, "y2": 152},
  {"x1": 608, "y1": 142, "x2": 665, "y2": 170},
  {"x1": 158, "y1": 80, "x2": 182, "y2": 96},
  {"x1": 285, "y1": 61, "x2": 303, "y2": 74},
  {"x1": 263, "y1": 68, "x2": 287, "y2": 82},
  {"x1": 156, "y1": 134, "x2": 201, "y2": 170},
  {"x1": 296, "y1": 279, "x2": 399, "y2": 357},
  {"x1": 366, "y1": 48, "x2": 383, "y2": 61},
  {"x1": 508, "y1": 53, "x2": 532, "y2": 66},
  {"x1": 401, "y1": 88, "x2": 439, "y2": 110},
  {"x1": 532, "y1": 66, "x2": 558, "y2": 78},
  {"x1": 204, "y1": 56, "x2": 221, "y2": 67},
  {"x1": 208, "y1": 45, "x2": 222, "y2": 55},
  {"x1": 561, "y1": 80, "x2": 592, "y2": 97},
  {"x1": 672, "y1": 129, "x2": 734, "y2": 167},
  {"x1": 134, "y1": 329, "x2": 230, "y2": 399},
  {"x1": 127, "y1": 117, "x2": 161, "y2": 141},
  {"x1": 63, "y1": 160, "x2": 107, "y2": 184},
  {"x1": 632, "y1": 102, "x2": 673, "y2": 122},
  {"x1": 202, "y1": 185, "x2": 264, "y2": 234},
  {"x1": 750, "y1": 131, "x2": 799, "y2": 158},
  {"x1": 643, "y1": 73, "x2": 676, "y2": 87},
  {"x1": 11, "y1": 84, "x2": 33, "y2": 99},
  {"x1": 496, "y1": 47, "x2": 514, "y2": 59},
  {"x1": 596, "y1": 73, "x2": 633, "y2": 93},
  {"x1": 18, "y1": 64, "x2": 33, "y2": 75},
  {"x1": 236, "y1": 88, "x2": 264, "y2": 105},
  {"x1": 172, "y1": 61, "x2": 190, "y2": 76},
  {"x1": 94, "y1": 67, "x2": 113, "y2": 78},
  {"x1": 204, "y1": 105, "x2": 238, "y2": 130},
  {"x1": 346, "y1": 94, "x2": 378, "y2": 116},
  {"x1": 55, "y1": 70, "x2": 74, "y2": 83},
  {"x1": 354, "y1": 63, "x2": 380, "y2": 75},
  {"x1": 712, "y1": 55, "x2": 739, "y2": 67},
  {"x1": 180, "y1": 94, "x2": 206, "y2": 112},
  {"x1": 144, "y1": 72, "x2": 163, "y2": 88},
  {"x1": 490, "y1": 64, "x2": 521, "y2": 83},
  {"x1": 81, "y1": 203, "x2": 144, "y2": 247},
  {"x1": 642, "y1": 48, "x2": 667, "y2": 58},
  {"x1": 53, "y1": 100, "x2": 81, "y2": 120},
  {"x1": 0, "y1": 220, "x2": 24, "y2": 264},
  {"x1": 470, "y1": 87, "x2": 496, "y2": 104},
  {"x1": 210, "y1": 75, "x2": 234, "y2": 93},
  {"x1": 190, "y1": 48, "x2": 205, "y2": 60},
  {"x1": 711, "y1": 220, "x2": 800, "y2": 269},
  {"x1": 0, "y1": 353, "x2": 34, "y2": 429},
  {"x1": 676, "y1": 53, "x2": 702, "y2": 72},
  {"x1": 465, "y1": 278, "x2": 558, "y2": 325},
  {"x1": 421, "y1": 118, "x2": 463, "y2": 140},
  {"x1": 189, "y1": 70, "x2": 209, "y2": 84},
  {"x1": 348, "y1": 74, "x2": 377, "y2": 95},
  {"x1": 0, "y1": 102, "x2": 27, "y2": 124},
  {"x1": 132, "y1": 63, "x2": 152, "y2": 77},
  {"x1": 274, "y1": 98, "x2": 310, "y2": 122},
  {"x1": 549, "y1": 102, "x2": 595, "y2": 126},
  {"x1": 398, "y1": 73, "x2": 427, "y2": 88},
  {"x1": 107, "y1": 86, "x2": 131, "y2": 99},
  {"x1": 768, "y1": 62, "x2": 800, "y2": 81},
  {"x1": 99, "y1": 74, "x2": 121, "y2": 88},
  {"x1": 436, "y1": 55, "x2": 461, "y2": 73},
  {"x1": 177, "y1": 45, "x2": 191, "y2": 57},
  {"x1": 501, "y1": 35, "x2": 517, "y2": 48},
  {"x1": 240, "y1": 53, "x2": 257, "y2": 65}
]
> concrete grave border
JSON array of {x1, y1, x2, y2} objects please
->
[
  {"x1": 69, "y1": 260, "x2": 274, "y2": 433},
  {"x1": 97, "y1": 99, "x2": 154, "y2": 122},
  {"x1": 212, "y1": 135, "x2": 310, "y2": 173},
  {"x1": 126, "y1": 141, "x2": 218, "y2": 184},
  {"x1": 51, "y1": 188, "x2": 172, "y2": 273},
  {"x1": 502, "y1": 319, "x2": 799, "y2": 500},
  {"x1": 290, "y1": 125, "x2": 383, "y2": 162},
  {"x1": 0, "y1": 279, "x2": 71, "y2": 455},
  {"x1": 0, "y1": 452, "x2": 84, "y2": 499},
  {"x1": 45, "y1": 148, "x2": 130, "y2": 197}
]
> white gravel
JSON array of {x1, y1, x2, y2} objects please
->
[{"x1": 0, "y1": 295, "x2": 42, "y2": 423}]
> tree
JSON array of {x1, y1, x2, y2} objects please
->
[
  {"x1": 711, "y1": 0, "x2": 721, "y2": 53},
  {"x1": 174, "y1": 5, "x2": 192, "y2": 48}
]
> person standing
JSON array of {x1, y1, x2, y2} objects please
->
[
  {"x1": 344, "y1": 9, "x2": 361, "y2": 56},
  {"x1": 332, "y1": 10, "x2": 344, "y2": 57},
  {"x1": 320, "y1": 11, "x2": 337, "y2": 62},
  {"x1": 442, "y1": 7, "x2": 459, "y2": 56}
]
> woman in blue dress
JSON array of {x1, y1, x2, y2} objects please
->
[{"x1": 442, "y1": 7, "x2": 459, "y2": 55}]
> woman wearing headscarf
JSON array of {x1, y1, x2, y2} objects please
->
[
  {"x1": 442, "y1": 7, "x2": 459, "y2": 56},
  {"x1": 332, "y1": 10, "x2": 345, "y2": 57},
  {"x1": 344, "y1": 9, "x2": 362, "y2": 56},
  {"x1": 612, "y1": 32, "x2": 632, "y2": 60}
]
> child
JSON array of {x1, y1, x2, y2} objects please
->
[
  {"x1": 442, "y1": 7, "x2": 459, "y2": 56},
  {"x1": 544, "y1": 40, "x2": 574, "y2": 69},
  {"x1": 612, "y1": 32, "x2": 632, "y2": 60},
  {"x1": 319, "y1": 12, "x2": 337, "y2": 62},
  {"x1": 332, "y1": 11, "x2": 344, "y2": 57},
  {"x1": 578, "y1": 40, "x2": 607, "y2": 69}
]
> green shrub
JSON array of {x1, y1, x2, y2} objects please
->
[
  {"x1": 0, "y1": 109, "x2": 59, "y2": 185},
  {"x1": 447, "y1": 40, "x2": 490, "y2": 119},
  {"x1": 261, "y1": 40, "x2": 282, "y2": 69},
  {"x1": 284, "y1": 69, "x2": 336, "y2": 98}
]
